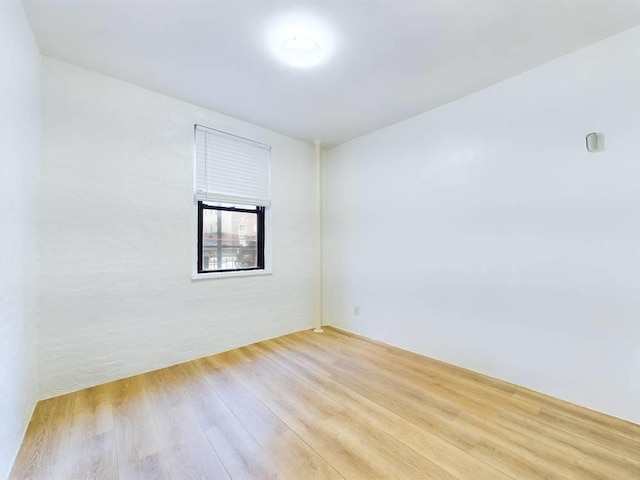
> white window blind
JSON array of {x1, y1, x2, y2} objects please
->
[{"x1": 195, "y1": 125, "x2": 271, "y2": 206}]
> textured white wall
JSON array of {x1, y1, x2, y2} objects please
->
[
  {"x1": 0, "y1": 1, "x2": 41, "y2": 478},
  {"x1": 323, "y1": 27, "x2": 640, "y2": 423},
  {"x1": 38, "y1": 58, "x2": 318, "y2": 398}
]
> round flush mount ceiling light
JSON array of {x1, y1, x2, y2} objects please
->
[
  {"x1": 268, "y1": 17, "x2": 334, "y2": 68},
  {"x1": 279, "y1": 32, "x2": 322, "y2": 67}
]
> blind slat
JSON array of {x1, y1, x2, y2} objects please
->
[{"x1": 194, "y1": 125, "x2": 271, "y2": 206}]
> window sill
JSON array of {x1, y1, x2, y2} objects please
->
[{"x1": 191, "y1": 269, "x2": 272, "y2": 281}]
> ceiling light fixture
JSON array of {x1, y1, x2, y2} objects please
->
[
  {"x1": 268, "y1": 17, "x2": 334, "y2": 69},
  {"x1": 280, "y1": 32, "x2": 322, "y2": 68}
]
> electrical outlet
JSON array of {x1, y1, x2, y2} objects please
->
[{"x1": 354, "y1": 305, "x2": 360, "y2": 316}]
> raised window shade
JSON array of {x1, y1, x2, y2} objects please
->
[{"x1": 195, "y1": 125, "x2": 271, "y2": 206}]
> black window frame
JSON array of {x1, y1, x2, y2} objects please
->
[{"x1": 197, "y1": 201, "x2": 265, "y2": 274}]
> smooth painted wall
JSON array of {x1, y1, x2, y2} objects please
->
[
  {"x1": 38, "y1": 58, "x2": 318, "y2": 398},
  {"x1": 0, "y1": 1, "x2": 41, "y2": 477},
  {"x1": 323, "y1": 27, "x2": 640, "y2": 423}
]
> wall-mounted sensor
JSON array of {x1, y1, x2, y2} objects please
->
[{"x1": 586, "y1": 132, "x2": 605, "y2": 153}]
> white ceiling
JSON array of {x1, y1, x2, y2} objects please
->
[{"x1": 22, "y1": 0, "x2": 640, "y2": 146}]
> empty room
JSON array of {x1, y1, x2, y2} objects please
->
[{"x1": 2, "y1": 0, "x2": 640, "y2": 478}]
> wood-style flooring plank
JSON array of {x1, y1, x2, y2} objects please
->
[
  {"x1": 190, "y1": 358, "x2": 344, "y2": 480},
  {"x1": 111, "y1": 375, "x2": 174, "y2": 480},
  {"x1": 513, "y1": 387, "x2": 640, "y2": 443},
  {"x1": 69, "y1": 383, "x2": 118, "y2": 479},
  {"x1": 142, "y1": 366, "x2": 231, "y2": 480}
]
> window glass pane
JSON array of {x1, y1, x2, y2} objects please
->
[{"x1": 201, "y1": 209, "x2": 259, "y2": 271}]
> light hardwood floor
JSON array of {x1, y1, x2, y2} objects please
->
[{"x1": 10, "y1": 327, "x2": 640, "y2": 479}]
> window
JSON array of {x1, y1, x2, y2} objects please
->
[
  {"x1": 198, "y1": 203, "x2": 265, "y2": 272},
  {"x1": 194, "y1": 125, "x2": 271, "y2": 274}
]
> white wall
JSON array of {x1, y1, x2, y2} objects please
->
[
  {"x1": 38, "y1": 58, "x2": 318, "y2": 398},
  {"x1": 323, "y1": 26, "x2": 640, "y2": 423},
  {"x1": 0, "y1": 1, "x2": 41, "y2": 478}
]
